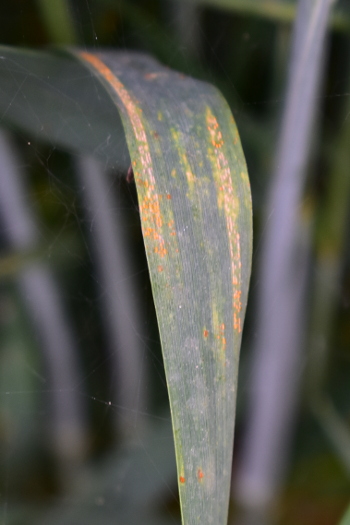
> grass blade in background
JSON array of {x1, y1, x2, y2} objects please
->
[
  {"x1": 306, "y1": 67, "x2": 350, "y2": 471},
  {"x1": 75, "y1": 155, "x2": 149, "y2": 438},
  {"x1": 35, "y1": 0, "x2": 77, "y2": 45},
  {"x1": 163, "y1": 0, "x2": 202, "y2": 60},
  {"x1": 0, "y1": 131, "x2": 87, "y2": 466},
  {"x1": 234, "y1": 0, "x2": 335, "y2": 514},
  {"x1": 339, "y1": 503, "x2": 350, "y2": 525},
  {"x1": 180, "y1": 0, "x2": 349, "y2": 33},
  {"x1": 0, "y1": 47, "x2": 252, "y2": 524},
  {"x1": 35, "y1": 1, "x2": 150, "y2": 441}
]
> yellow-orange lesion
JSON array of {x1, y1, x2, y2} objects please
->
[
  {"x1": 133, "y1": 173, "x2": 150, "y2": 189},
  {"x1": 216, "y1": 322, "x2": 227, "y2": 348},
  {"x1": 234, "y1": 290, "x2": 242, "y2": 314},
  {"x1": 206, "y1": 107, "x2": 242, "y2": 333},
  {"x1": 140, "y1": 195, "x2": 163, "y2": 228},
  {"x1": 153, "y1": 245, "x2": 168, "y2": 257},
  {"x1": 211, "y1": 309, "x2": 227, "y2": 364},
  {"x1": 171, "y1": 129, "x2": 197, "y2": 196},
  {"x1": 142, "y1": 226, "x2": 161, "y2": 240},
  {"x1": 78, "y1": 52, "x2": 169, "y2": 261}
]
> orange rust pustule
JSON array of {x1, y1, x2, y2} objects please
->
[
  {"x1": 179, "y1": 476, "x2": 186, "y2": 484},
  {"x1": 154, "y1": 245, "x2": 167, "y2": 257},
  {"x1": 203, "y1": 329, "x2": 209, "y2": 338},
  {"x1": 197, "y1": 469, "x2": 204, "y2": 481},
  {"x1": 167, "y1": 219, "x2": 176, "y2": 237},
  {"x1": 140, "y1": 195, "x2": 163, "y2": 228},
  {"x1": 215, "y1": 320, "x2": 227, "y2": 353},
  {"x1": 234, "y1": 290, "x2": 242, "y2": 315}
]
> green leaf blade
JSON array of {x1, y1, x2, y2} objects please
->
[
  {"x1": 74, "y1": 51, "x2": 252, "y2": 524},
  {"x1": 339, "y1": 503, "x2": 350, "y2": 525},
  {"x1": 0, "y1": 47, "x2": 130, "y2": 169},
  {"x1": 0, "y1": 46, "x2": 252, "y2": 525}
]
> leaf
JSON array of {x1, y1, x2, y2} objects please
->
[
  {"x1": 339, "y1": 503, "x2": 350, "y2": 525},
  {"x1": 0, "y1": 46, "x2": 252, "y2": 525},
  {"x1": 171, "y1": 0, "x2": 349, "y2": 33},
  {"x1": 35, "y1": 417, "x2": 178, "y2": 525},
  {"x1": 0, "y1": 47, "x2": 129, "y2": 169}
]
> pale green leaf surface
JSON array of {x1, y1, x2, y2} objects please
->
[
  {"x1": 339, "y1": 503, "x2": 350, "y2": 525},
  {"x1": 0, "y1": 46, "x2": 252, "y2": 525}
]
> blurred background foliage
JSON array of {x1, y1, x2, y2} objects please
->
[{"x1": 0, "y1": 0, "x2": 350, "y2": 524}]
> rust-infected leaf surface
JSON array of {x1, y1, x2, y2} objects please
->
[
  {"x1": 0, "y1": 44, "x2": 252, "y2": 524},
  {"x1": 0, "y1": 44, "x2": 251, "y2": 524},
  {"x1": 74, "y1": 50, "x2": 252, "y2": 525}
]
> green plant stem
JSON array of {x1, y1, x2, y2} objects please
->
[
  {"x1": 183, "y1": 0, "x2": 350, "y2": 33},
  {"x1": 35, "y1": 0, "x2": 78, "y2": 45},
  {"x1": 234, "y1": 0, "x2": 335, "y2": 509},
  {"x1": 339, "y1": 502, "x2": 350, "y2": 525}
]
